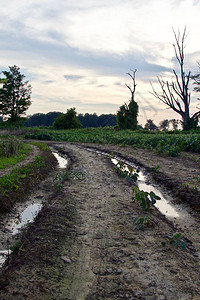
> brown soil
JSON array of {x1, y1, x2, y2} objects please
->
[{"x1": 0, "y1": 143, "x2": 200, "y2": 300}]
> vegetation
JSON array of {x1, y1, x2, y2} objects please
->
[
  {"x1": 117, "y1": 70, "x2": 138, "y2": 129},
  {"x1": 0, "y1": 65, "x2": 32, "y2": 123},
  {"x1": 0, "y1": 142, "x2": 57, "y2": 213},
  {"x1": 151, "y1": 28, "x2": 200, "y2": 130},
  {"x1": 133, "y1": 186, "x2": 161, "y2": 211},
  {"x1": 133, "y1": 215, "x2": 154, "y2": 231},
  {"x1": 24, "y1": 111, "x2": 117, "y2": 128},
  {"x1": 0, "y1": 139, "x2": 31, "y2": 169},
  {"x1": 53, "y1": 108, "x2": 81, "y2": 129},
  {"x1": 114, "y1": 160, "x2": 139, "y2": 181},
  {"x1": 168, "y1": 233, "x2": 186, "y2": 251},
  {"x1": 24, "y1": 127, "x2": 200, "y2": 155}
]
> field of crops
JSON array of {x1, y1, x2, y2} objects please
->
[{"x1": 24, "y1": 127, "x2": 200, "y2": 156}]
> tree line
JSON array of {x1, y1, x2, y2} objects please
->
[{"x1": 24, "y1": 111, "x2": 117, "y2": 128}]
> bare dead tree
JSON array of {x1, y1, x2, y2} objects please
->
[
  {"x1": 125, "y1": 69, "x2": 137, "y2": 101},
  {"x1": 151, "y1": 28, "x2": 200, "y2": 130}
]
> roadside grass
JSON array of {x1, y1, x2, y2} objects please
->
[
  {"x1": 0, "y1": 143, "x2": 32, "y2": 169},
  {"x1": 0, "y1": 142, "x2": 57, "y2": 214}
]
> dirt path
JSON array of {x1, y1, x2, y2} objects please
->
[{"x1": 0, "y1": 144, "x2": 200, "y2": 299}]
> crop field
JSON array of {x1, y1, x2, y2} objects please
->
[{"x1": 25, "y1": 127, "x2": 200, "y2": 156}]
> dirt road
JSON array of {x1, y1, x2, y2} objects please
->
[{"x1": 0, "y1": 143, "x2": 200, "y2": 300}]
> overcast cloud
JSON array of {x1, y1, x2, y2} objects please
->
[{"x1": 0, "y1": 0, "x2": 199, "y2": 124}]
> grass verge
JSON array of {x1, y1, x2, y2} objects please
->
[
  {"x1": 0, "y1": 142, "x2": 57, "y2": 214},
  {"x1": 0, "y1": 143, "x2": 32, "y2": 169}
]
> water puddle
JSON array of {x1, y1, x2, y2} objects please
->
[
  {"x1": 84, "y1": 147, "x2": 195, "y2": 227},
  {"x1": 0, "y1": 250, "x2": 12, "y2": 269},
  {"x1": 0, "y1": 148, "x2": 69, "y2": 269},
  {"x1": 111, "y1": 158, "x2": 179, "y2": 218},
  {"x1": 51, "y1": 150, "x2": 68, "y2": 168},
  {"x1": 11, "y1": 203, "x2": 42, "y2": 235}
]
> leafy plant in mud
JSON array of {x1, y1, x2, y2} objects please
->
[
  {"x1": 53, "y1": 170, "x2": 85, "y2": 190},
  {"x1": 168, "y1": 233, "x2": 186, "y2": 251},
  {"x1": 115, "y1": 160, "x2": 139, "y2": 181},
  {"x1": 10, "y1": 241, "x2": 24, "y2": 254},
  {"x1": 150, "y1": 165, "x2": 161, "y2": 172},
  {"x1": 133, "y1": 215, "x2": 154, "y2": 231},
  {"x1": 133, "y1": 186, "x2": 161, "y2": 211},
  {"x1": 182, "y1": 176, "x2": 200, "y2": 191}
]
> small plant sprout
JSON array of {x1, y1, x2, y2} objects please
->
[
  {"x1": 168, "y1": 233, "x2": 186, "y2": 251},
  {"x1": 133, "y1": 215, "x2": 154, "y2": 231},
  {"x1": 53, "y1": 170, "x2": 85, "y2": 190},
  {"x1": 115, "y1": 160, "x2": 139, "y2": 181},
  {"x1": 133, "y1": 186, "x2": 161, "y2": 211}
]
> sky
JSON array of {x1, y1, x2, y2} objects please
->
[{"x1": 0, "y1": 0, "x2": 199, "y2": 125}]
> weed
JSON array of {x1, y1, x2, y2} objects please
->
[
  {"x1": 115, "y1": 160, "x2": 139, "y2": 181},
  {"x1": 168, "y1": 233, "x2": 186, "y2": 250},
  {"x1": 133, "y1": 215, "x2": 154, "y2": 231},
  {"x1": 150, "y1": 165, "x2": 161, "y2": 172},
  {"x1": 10, "y1": 241, "x2": 24, "y2": 254},
  {"x1": 133, "y1": 186, "x2": 161, "y2": 211},
  {"x1": 54, "y1": 170, "x2": 85, "y2": 190}
]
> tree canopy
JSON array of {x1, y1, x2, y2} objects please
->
[
  {"x1": 117, "y1": 70, "x2": 138, "y2": 130},
  {"x1": 53, "y1": 108, "x2": 81, "y2": 129},
  {"x1": 0, "y1": 65, "x2": 32, "y2": 122}
]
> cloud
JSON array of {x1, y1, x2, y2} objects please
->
[
  {"x1": 43, "y1": 80, "x2": 56, "y2": 84},
  {"x1": 64, "y1": 75, "x2": 85, "y2": 80}
]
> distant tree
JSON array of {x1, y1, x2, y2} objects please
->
[
  {"x1": 151, "y1": 28, "x2": 200, "y2": 130},
  {"x1": 169, "y1": 119, "x2": 179, "y2": 130},
  {"x1": 24, "y1": 112, "x2": 63, "y2": 127},
  {"x1": 78, "y1": 113, "x2": 117, "y2": 128},
  {"x1": 159, "y1": 119, "x2": 169, "y2": 131},
  {"x1": 117, "y1": 69, "x2": 138, "y2": 130},
  {"x1": 144, "y1": 119, "x2": 158, "y2": 131},
  {"x1": 98, "y1": 114, "x2": 117, "y2": 127},
  {"x1": 53, "y1": 107, "x2": 81, "y2": 129},
  {"x1": 0, "y1": 65, "x2": 32, "y2": 122},
  {"x1": 78, "y1": 113, "x2": 98, "y2": 128}
]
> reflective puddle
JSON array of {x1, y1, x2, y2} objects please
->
[
  {"x1": 51, "y1": 150, "x2": 68, "y2": 168},
  {"x1": 111, "y1": 158, "x2": 179, "y2": 218},
  {"x1": 0, "y1": 148, "x2": 69, "y2": 269},
  {"x1": 85, "y1": 147, "x2": 195, "y2": 225},
  {"x1": 0, "y1": 203, "x2": 42, "y2": 268},
  {"x1": 11, "y1": 203, "x2": 42, "y2": 235},
  {"x1": 0, "y1": 250, "x2": 12, "y2": 269}
]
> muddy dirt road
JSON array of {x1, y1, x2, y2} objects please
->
[{"x1": 0, "y1": 143, "x2": 200, "y2": 300}]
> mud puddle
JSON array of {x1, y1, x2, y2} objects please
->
[
  {"x1": 51, "y1": 148, "x2": 69, "y2": 168},
  {"x1": 0, "y1": 148, "x2": 69, "y2": 269},
  {"x1": 84, "y1": 147, "x2": 197, "y2": 229}
]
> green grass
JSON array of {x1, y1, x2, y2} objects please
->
[
  {"x1": 0, "y1": 142, "x2": 57, "y2": 213},
  {"x1": 24, "y1": 127, "x2": 200, "y2": 156},
  {"x1": 0, "y1": 143, "x2": 32, "y2": 169}
]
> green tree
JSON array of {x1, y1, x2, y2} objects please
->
[
  {"x1": 159, "y1": 119, "x2": 169, "y2": 131},
  {"x1": 0, "y1": 65, "x2": 32, "y2": 122},
  {"x1": 144, "y1": 119, "x2": 158, "y2": 131},
  {"x1": 53, "y1": 107, "x2": 81, "y2": 129},
  {"x1": 117, "y1": 69, "x2": 138, "y2": 129}
]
